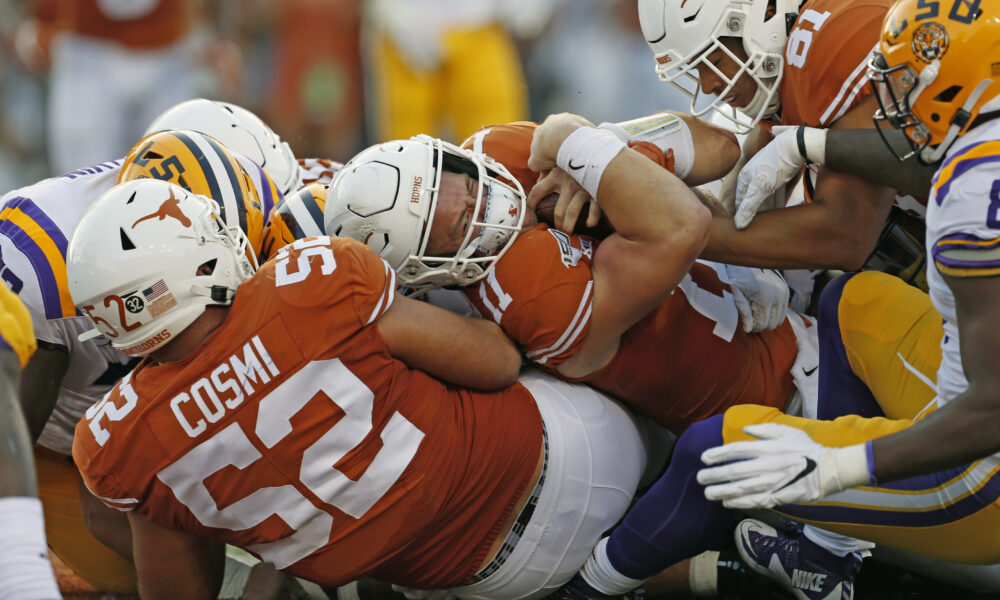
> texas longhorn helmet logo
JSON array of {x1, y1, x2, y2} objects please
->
[{"x1": 132, "y1": 186, "x2": 193, "y2": 228}]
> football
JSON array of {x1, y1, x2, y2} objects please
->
[{"x1": 534, "y1": 193, "x2": 616, "y2": 240}]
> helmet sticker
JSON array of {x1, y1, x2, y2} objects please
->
[
  {"x1": 911, "y1": 22, "x2": 949, "y2": 63},
  {"x1": 132, "y1": 187, "x2": 192, "y2": 228},
  {"x1": 122, "y1": 294, "x2": 145, "y2": 314},
  {"x1": 143, "y1": 279, "x2": 177, "y2": 318}
]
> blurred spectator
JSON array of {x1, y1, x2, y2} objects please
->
[
  {"x1": 24, "y1": 0, "x2": 203, "y2": 175},
  {"x1": 267, "y1": 0, "x2": 365, "y2": 162},
  {"x1": 364, "y1": 0, "x2": 553, "y2": 144},
  {"x1": 18, "y1": 0, "x2": 258, "y2": 176},
  {"x1": 524, "y1": 0, "x2": 690, "y2": 124},
  {"x1": 0, "y1": 0, "x2": 48, "y2": 192}
]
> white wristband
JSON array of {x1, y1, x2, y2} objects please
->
[
  {"x1": 832, "y1": 443, "x2": 872, "y2": 491},
  {"x1": 556, "y1": 127, "x2": 627, "y2": 199},
  {"x1": 0, "y1": 497, "x2": 60, "y2": 600},
  {"x1": 798, "y1": 126, "x2": 827, "y2": 164}
]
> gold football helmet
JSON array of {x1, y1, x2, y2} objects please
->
[
  {"x1": 118, "y1": 129, "x2": 266, "y2": 266},
  {"x1": 869, "y1": 0, "x2": 1000, "y2": 162},
  {"x1": 261, "y1": 183, "x2": 327, "y2": 262}
]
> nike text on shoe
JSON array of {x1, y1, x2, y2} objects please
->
[{"x1": 735, "y1": 519, "x2": 863, "y2": 600}]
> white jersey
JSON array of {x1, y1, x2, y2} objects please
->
[
  {"x1": 926, "y1": 119, "x2": 1000, "y2": 404},
  {"x1": 0, "y1": 161, "x2": 132, "y2": 454},
  {"x1": 298, "y1": 157, "x2": 343, "y2": 187}
]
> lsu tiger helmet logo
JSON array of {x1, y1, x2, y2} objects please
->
[{"x1": 911, "y1": 22, "x2": 949, "y2": 63}]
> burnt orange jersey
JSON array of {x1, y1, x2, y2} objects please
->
[
  {"x1": 461, "y1": 121, "x2": 675, "y2": 192},
  {"x1": 780, "y1": 0, "x2": 927, "y2": 214},
  {"x1": 464, "y1": 226, "x2": 797, "y2": 433},
  {"x1": 58, "y1": 0, "x2": 190, "y2": 49},
  {"x1": 72, "y1": 237, "x2": 542, "y2": 588},
  {"x1": 780, "y1": 0, "x2": 892, "y2": 128}
]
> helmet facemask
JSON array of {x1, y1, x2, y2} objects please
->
[
  {"x1": 870, "y1": 51, "x2": 937, "y2": 162},
  {"x1": 657, "y1": 32, "x2": 782, "y2": 134},
  {"x1": 400, "y1": 136, "x2": 526, "y2": 291},
  {"x1": 870, "y1": 2, "x2": 1000, "y2": 165},
  {"x1": 642, "y1": 0, "x2": 789, "y2": 134}
]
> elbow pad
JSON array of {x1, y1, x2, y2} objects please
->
[{"x1": 599, "y1": 113, "x2": 695, "y2": 180}]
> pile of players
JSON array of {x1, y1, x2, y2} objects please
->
[{"x1": 3, "y1": 0, "x2": 1000, "y2": 599}]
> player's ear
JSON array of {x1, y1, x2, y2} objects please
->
[{"x1": 197, "y1": 260, "x2": 216, "y2": 276}]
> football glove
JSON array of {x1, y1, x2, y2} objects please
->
[
  {"x1": 697, "y1": 423, "x2": 871, "y2": 510},
  {"x1": 734, "y1": 126, "x2": 826, "y2": 229},
  {"x1": 724, "y1": 265, "x2": 789, "y2": 333}
]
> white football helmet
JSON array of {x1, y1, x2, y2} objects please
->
[
  {"x1": 638, "y1": 0, "x2": 797, "y2": 132},
  {"x1": 68, "y1": 179, "x2": 255, "y2": 357},
  {"x1": 325, "y1": 135, "x2": 525, "y2": 291},
  {"x1": 145, "y1": 98, "x2": 303, "y2": 196}
]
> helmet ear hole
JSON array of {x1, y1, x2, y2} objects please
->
[
  {"x1": 934, "y1": 85, "x2": 962, "y2": 103},
  {"x1": 120, "y1": 229, "x2": 136, "y2": 251},
  {"x1": 198, "y1": 259, "x2": 217, "y2": 276}
]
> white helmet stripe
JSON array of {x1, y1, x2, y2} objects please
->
[
  {"x1": 286, "y1": 190, "x2": 325, "y2": 238},
  {"x1": 172, "y1": 131, "x2": 247, "y2": 235}
]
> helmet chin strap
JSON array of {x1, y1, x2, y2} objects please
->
[
  {"x1": 922, "y1": 79, "x2": 995, "y2": 163},
  {"x1": 737, "y1": 75, "x2": 781, "y2": 124},
  {"x1": 78, "y1": 327, "x2": 104, "y2": 342},
  {"x1": 190, "y1": 283, "x2": 237, "y2": 303}
]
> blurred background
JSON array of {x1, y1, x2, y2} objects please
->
[{"x1": 0, "y1": 0, "x2": 691, "y2": 195}]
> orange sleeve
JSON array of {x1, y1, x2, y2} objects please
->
[
  {"x1": 461, "y1": 122, "x2": 540, "y2": 193},
  {"x1": 72, "y1": 393, "x2": 141, "y2": 511},
  {"x1": 780, "y1": 0, "x2": 890, "y2": 126},
  {"x1": 465, "y1": 226, "x2": 594, "y2": 367},
  {"x1": 333, "y1": 239, "x2": 396, "y2": 328}
]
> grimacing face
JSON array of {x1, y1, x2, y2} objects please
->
[
  {"x1": 425, "y1": 171, "x2": 536, "y2": 257},
  {"x1": 425, "y1": 172, "x2": 481, "y2": 256}
]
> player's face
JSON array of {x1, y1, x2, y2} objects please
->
[
  {"x1": 426, "y1": 171, "x2": 536, "y2": 256},
  {"x1": 426, "y1": 172, "x2": 481, "y2": 256},
  {"x1": 697, "y1": 37, "x2": 760, "y2": 110}
]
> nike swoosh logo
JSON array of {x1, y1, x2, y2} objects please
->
[
  {"x1": 803, "y1": 366, "x2": 817, "y2": 376},
  {"x1": 777, "y1": 457, "x2": 816, "y2": 491},
  {"x1": 568, "y1": 160, "x2": 584, "y2": 170}
]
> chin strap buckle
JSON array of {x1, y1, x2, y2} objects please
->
[{"x1": 210, "y1": 285, "x2": 232, "y2": 303}]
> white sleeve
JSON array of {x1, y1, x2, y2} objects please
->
[{"x1": 599, "y1": 113, "x2": 695, "y2": 179}]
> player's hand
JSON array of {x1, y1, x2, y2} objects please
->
[
  {"x1": 697, "y1": 423, "x2": 869, "y2": 509},
  {"x1": 724, "y1": 266, "x2": 789, "y2": 333},
  {"x1": 528, "y1": 113, "x2": 595, "y2": 173},
  {"x1": 528, "y1": 169, "x2": 601, "y2": 234},
  {"x1": 734, "y1": 126, "x2": 803, "y2": 229}
]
